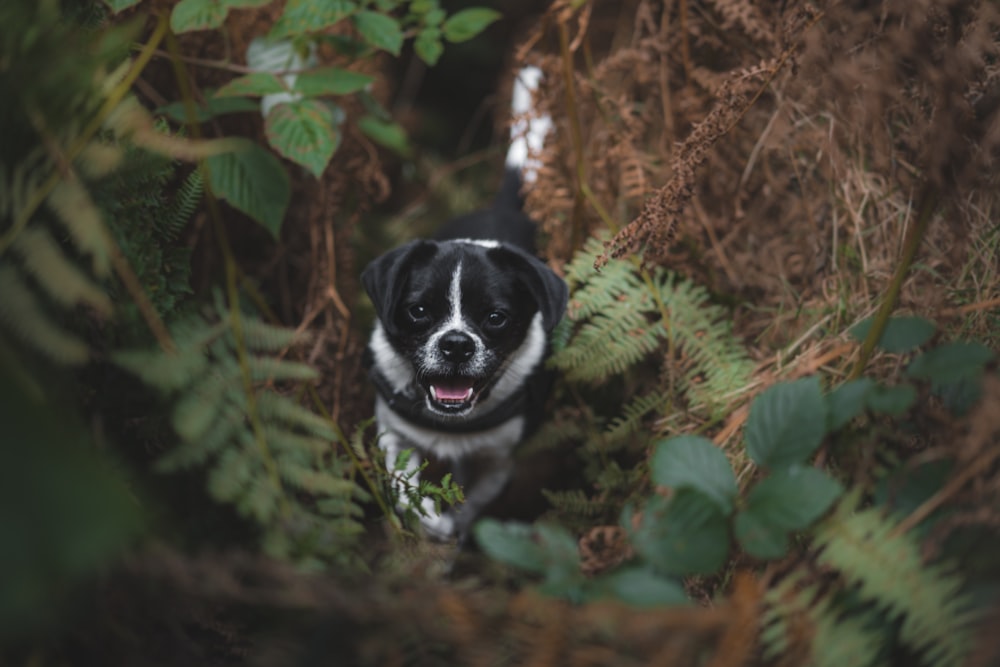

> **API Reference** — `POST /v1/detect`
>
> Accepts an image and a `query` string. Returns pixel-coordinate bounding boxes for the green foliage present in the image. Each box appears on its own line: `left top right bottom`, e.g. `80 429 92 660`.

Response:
110 0 502 233
204 140 290 238
114 301 369 566
553 235 755 415
744 377 826 469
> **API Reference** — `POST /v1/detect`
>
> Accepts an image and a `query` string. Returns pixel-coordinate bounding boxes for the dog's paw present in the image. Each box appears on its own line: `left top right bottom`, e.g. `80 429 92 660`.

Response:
419 509 456 541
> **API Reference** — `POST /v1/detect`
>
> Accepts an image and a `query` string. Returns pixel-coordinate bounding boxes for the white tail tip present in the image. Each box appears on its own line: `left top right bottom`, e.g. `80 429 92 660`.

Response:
506 66 551 185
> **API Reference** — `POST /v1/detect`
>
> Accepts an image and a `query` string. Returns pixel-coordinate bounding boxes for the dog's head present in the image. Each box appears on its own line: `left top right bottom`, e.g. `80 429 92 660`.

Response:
362 239 567 418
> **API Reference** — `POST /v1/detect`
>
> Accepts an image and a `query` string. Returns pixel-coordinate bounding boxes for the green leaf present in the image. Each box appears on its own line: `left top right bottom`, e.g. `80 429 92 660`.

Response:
442 7 501 42
826 378 874 431
204 139 290 238
748 466 843 531
864 383 917 416
171 0 270 32
265 100 340 178
358 115 412 156
733 509 787 560
214 72 287 98
906 341 995 384
352 10 404 55
104 0 143 11
294 67 374 96
745 377 827 469
589 567 688 607
171 0 227 33
735 466 842 559
270 0 355 38
414 28 444 66
651 435 737 515
157 96 260 122
631 490 730 576
474 520 579 581
850 315 937 353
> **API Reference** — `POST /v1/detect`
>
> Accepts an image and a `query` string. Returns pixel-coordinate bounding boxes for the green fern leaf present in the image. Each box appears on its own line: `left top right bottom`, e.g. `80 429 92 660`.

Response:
12 226 112 315
0 265 89 365
814 500 977 666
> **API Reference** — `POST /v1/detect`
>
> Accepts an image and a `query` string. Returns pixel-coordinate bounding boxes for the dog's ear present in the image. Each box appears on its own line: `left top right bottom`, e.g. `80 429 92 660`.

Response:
361 240 438 324
489 246 568 332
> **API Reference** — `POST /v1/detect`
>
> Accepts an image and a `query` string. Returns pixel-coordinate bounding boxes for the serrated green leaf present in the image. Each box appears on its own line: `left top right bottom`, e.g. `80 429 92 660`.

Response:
735 466 842 560
745 377 827 469
214 72 287 98
358 115 411 156
850 315 937 353
204 140 290 238
265 100 340 178
748 466 843 531
589 567 688 607
631 490 730 576
352 10 404 55
826 378 874 431
170 0 225 33
270 0 356 38
651 435 737 515
104 0 143 11
865 383 917 416
474 519 547 573
294 67 374 96
157 96 260 122
442 7 501 42
734 509 788 560
906 341 995 384
414 28 444 66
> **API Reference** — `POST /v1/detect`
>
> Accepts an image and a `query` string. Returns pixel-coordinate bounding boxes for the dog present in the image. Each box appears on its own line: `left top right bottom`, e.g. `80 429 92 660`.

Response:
361 67 567 541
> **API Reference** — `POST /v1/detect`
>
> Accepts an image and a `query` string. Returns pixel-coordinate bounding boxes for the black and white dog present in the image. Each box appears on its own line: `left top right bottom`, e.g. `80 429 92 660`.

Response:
361 67 566 540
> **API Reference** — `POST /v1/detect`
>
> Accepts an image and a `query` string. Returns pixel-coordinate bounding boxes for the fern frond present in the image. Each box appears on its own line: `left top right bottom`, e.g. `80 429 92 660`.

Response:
240 317 309 351
255 391 339 442
247 356 319 383
11 226 112 315
45 179 112 277
605 388 669 443
161 168 202 240
113 345 209 390
0 265 89 364
762 574 886 667
814 500 978 666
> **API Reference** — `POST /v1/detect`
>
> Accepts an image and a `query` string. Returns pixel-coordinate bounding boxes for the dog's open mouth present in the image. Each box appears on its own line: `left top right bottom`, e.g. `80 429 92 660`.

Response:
425 377 479 413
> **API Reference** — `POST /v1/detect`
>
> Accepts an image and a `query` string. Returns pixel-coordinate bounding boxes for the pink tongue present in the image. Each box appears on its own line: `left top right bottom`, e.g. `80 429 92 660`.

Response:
432 382 474 402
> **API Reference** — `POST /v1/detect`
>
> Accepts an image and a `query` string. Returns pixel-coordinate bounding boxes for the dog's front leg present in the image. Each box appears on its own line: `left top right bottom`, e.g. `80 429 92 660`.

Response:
452 454 514 542
379 432 456 539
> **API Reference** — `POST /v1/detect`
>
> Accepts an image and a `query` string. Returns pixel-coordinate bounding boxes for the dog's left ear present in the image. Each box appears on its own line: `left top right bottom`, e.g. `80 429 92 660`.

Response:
490 246 568 332
361 240 438 325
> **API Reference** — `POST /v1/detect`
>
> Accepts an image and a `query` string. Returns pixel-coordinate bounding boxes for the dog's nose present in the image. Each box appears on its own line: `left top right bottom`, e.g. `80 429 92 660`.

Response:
439 331 475 362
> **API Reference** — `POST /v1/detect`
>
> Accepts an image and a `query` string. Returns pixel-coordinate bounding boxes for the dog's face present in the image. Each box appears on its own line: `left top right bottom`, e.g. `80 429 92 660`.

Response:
363 239 567 418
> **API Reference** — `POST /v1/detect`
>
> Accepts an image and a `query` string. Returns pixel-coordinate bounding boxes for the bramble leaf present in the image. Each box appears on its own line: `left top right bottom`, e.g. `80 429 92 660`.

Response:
651 435 737 515
294 67 373 96
204 139 290 238
270 0 355 38
745 377 827 469
442 7 501 42
265 100 340 178
850 315 936 353
632 490 730 576
826 378 874 431
353 10 403 55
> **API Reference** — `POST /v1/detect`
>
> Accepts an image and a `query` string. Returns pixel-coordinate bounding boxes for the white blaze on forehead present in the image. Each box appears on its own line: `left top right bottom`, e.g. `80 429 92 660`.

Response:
447 260 464 329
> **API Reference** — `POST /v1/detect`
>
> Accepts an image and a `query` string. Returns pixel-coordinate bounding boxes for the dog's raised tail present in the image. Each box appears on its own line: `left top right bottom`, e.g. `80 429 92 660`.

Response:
498 65 551 210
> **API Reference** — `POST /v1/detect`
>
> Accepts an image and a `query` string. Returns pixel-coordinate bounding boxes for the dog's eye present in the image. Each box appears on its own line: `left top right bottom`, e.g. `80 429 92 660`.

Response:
484 310 509 330
406 304 431 324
